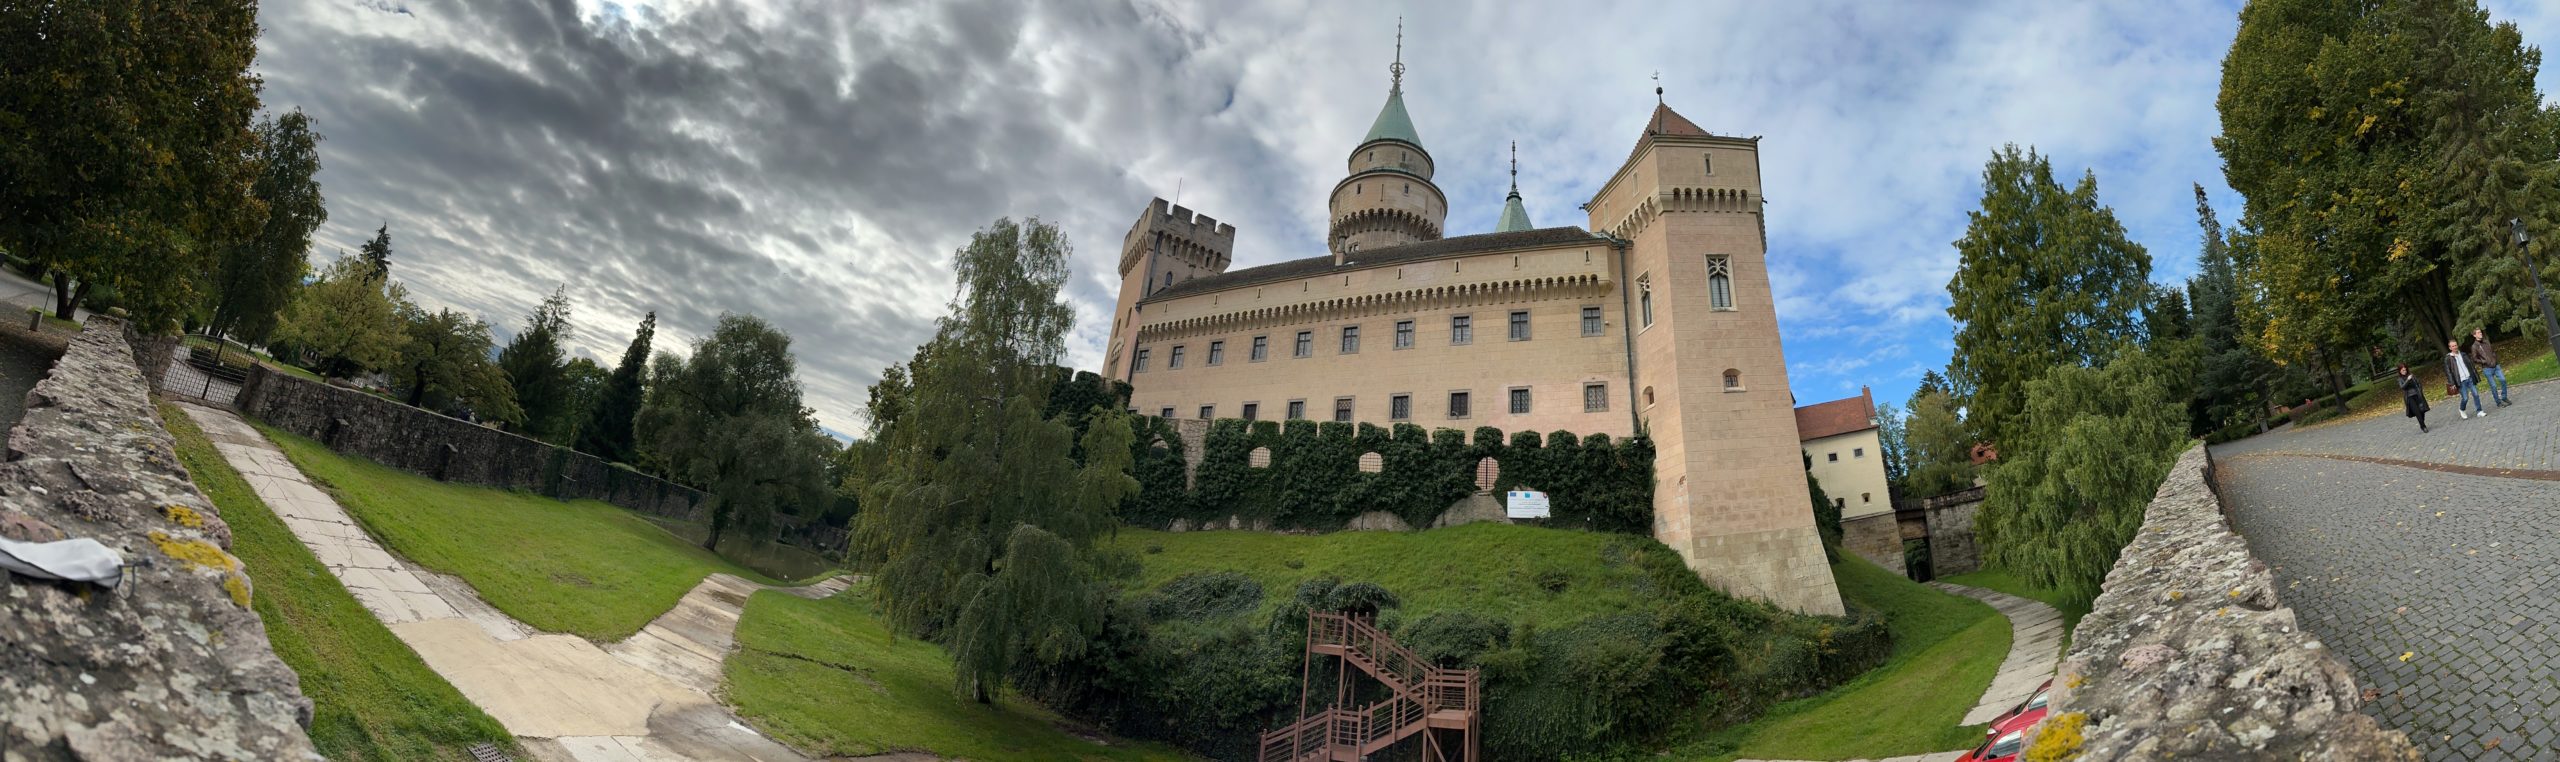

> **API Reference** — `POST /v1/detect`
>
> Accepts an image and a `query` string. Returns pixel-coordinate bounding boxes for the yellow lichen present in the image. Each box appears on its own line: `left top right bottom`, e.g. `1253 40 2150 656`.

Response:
222 573 252 608
2065 673 2087 690
148 530 238 573
2024 711 2089 762
162 504 207 529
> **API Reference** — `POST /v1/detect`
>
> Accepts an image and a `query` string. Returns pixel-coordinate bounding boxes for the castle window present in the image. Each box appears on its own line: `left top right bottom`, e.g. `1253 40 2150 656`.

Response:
1162 271 1173 290
1403 183 1410 194
1643 386 1656 407
1251 335 1269 362
1287 399 1307 420
1448 391 1471 419
1582 306 1604 336
1835 498 1847 509
1242 402 1259 421
1638 274 1654 327
1199 405 1214 420
1724 369 1743 391
1862 492 1872 504
1509 387 1532 415
1355 183 1361 195
1508 310 1531 341
1341 325 1361 354
1169 345 1185 369
1135 348 1150 373
1295 331 1313 358
1704 153 1714 175
1854 447 1866 459
1451 315 1473 345
1828 452 1839 463
1390 394 1411 420
1584 383 1608 412
1334 397 1354 422
1394 320 1415 349
1160 407 1174 418
1708 256 1734 310
1208 340 1224 365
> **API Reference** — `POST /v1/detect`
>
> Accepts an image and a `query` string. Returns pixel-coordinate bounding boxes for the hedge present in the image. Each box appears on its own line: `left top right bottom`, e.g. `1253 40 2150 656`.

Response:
1115 414 1654 534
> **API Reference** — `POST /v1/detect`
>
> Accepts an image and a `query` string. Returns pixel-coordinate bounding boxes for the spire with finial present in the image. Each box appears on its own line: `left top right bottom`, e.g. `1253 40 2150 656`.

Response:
1496 140 1533 233
1390 17 1405 93
1359 18 1422 148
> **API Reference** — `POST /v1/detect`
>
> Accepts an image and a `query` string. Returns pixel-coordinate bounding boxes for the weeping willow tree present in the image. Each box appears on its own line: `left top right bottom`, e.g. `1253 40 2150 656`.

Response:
853 217 1138 702
1972 347 2189 605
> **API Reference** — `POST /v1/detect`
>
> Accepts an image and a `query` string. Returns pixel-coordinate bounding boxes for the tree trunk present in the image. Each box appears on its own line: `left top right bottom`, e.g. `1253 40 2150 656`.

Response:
703 506 726 552
2325 356 2351 416
407 366 429 407
49 272 75 320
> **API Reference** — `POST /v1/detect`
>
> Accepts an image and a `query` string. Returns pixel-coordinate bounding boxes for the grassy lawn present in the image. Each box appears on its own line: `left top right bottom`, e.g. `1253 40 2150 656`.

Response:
21 307 81 334
725 586 1195 761
1940 567 2092 638
160 403 515 761
259 424 792 641
1675 554 2007 761
182 334 326 383
2301 341 2554 430
1111 522 1662 629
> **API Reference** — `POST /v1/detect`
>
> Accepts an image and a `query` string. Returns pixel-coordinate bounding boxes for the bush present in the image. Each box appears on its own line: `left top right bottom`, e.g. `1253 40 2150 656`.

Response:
1402 611 1510 667
1141 571 1263 622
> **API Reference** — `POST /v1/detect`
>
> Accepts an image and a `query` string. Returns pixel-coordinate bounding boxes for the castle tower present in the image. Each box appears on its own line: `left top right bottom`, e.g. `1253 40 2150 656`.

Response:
1326 22 1445 263
1103 198 1236 382
1587 94 1844 616
1495 141 1533 233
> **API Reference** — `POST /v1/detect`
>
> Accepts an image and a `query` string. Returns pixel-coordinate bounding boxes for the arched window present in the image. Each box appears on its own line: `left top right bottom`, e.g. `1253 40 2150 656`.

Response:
1162 271 1173 289
1707 256 1734 310
1248 447 1273 468
1642 386 1656 407
1357 452 1384 473
1723 369 1742 391
1473 457 1501 492
1637 274 1654 327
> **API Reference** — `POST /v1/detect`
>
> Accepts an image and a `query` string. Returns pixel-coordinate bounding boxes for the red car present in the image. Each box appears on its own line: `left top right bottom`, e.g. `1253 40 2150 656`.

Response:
1954 679 2054 762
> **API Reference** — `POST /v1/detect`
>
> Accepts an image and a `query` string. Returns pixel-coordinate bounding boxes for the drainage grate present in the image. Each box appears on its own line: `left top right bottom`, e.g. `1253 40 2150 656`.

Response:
468 743 513 762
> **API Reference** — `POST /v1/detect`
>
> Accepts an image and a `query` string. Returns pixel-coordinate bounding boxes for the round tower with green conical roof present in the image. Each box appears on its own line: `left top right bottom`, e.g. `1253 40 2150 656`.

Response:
1326 20 1446 264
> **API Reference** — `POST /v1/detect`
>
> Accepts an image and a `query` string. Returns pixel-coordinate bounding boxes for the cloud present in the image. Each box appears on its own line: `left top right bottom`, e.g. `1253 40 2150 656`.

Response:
267 0 2508 430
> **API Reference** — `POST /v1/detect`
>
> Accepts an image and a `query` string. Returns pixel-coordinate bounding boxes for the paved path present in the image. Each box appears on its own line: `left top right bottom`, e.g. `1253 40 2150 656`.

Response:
2212 381 2560 761
1733 584 2060 762
178 402 851 762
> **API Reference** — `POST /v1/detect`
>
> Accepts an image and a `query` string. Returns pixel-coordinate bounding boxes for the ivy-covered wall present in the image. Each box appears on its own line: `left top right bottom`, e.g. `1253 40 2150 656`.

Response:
1118 415 1655 534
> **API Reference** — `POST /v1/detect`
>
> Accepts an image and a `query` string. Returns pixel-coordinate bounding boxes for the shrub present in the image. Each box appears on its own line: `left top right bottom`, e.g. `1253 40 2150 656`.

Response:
1141 571 1263 622
1402 611 1510 667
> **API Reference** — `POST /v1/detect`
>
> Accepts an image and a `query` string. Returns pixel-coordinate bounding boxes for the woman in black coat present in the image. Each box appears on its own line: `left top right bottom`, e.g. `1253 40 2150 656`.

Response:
2398 364 2431 432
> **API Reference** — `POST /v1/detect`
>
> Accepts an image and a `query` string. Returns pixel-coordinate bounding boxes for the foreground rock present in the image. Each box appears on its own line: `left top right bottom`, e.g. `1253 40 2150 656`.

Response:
0 317 317 760
2037 444 2415 760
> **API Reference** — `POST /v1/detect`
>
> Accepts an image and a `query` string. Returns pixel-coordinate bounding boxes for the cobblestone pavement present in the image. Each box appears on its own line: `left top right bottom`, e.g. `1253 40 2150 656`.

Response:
2213 390 2560 761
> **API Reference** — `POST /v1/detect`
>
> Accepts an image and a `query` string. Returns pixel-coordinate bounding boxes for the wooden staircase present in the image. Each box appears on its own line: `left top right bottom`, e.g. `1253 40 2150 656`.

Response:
1259 611 1479 762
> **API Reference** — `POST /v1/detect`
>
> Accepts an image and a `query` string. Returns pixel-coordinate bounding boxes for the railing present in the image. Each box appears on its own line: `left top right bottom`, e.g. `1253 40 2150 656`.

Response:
1262 612 1480 762
1309 611 1479 713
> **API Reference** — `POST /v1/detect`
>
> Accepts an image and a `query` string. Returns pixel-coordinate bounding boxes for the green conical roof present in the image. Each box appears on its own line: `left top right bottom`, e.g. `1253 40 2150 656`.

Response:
1495 191 1533 233
1362 86 1423 148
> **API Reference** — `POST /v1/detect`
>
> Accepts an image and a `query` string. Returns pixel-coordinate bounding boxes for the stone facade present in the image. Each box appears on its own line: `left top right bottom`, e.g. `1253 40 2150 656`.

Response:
234 366 705 522
2 317 319 761
1838 511 1904 577
2033 445 2416 760
1922 486 1984 578
1099 58 1841 615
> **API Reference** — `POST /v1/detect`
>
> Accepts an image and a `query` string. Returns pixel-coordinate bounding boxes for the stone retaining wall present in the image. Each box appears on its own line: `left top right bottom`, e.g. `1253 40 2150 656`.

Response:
1839 511 1905 576
234 365 705 522
2037 444 2415 760
1 316 319 760
1922 486 1983 577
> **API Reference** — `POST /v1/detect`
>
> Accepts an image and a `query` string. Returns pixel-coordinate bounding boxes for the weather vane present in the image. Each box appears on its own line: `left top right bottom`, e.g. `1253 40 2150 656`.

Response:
1653 71 1663 103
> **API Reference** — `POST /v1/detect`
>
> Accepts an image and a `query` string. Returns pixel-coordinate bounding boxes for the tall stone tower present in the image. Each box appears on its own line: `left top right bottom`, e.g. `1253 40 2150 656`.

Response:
1326 24 1445 263
1103 198 1236 382
1588 97 1844 616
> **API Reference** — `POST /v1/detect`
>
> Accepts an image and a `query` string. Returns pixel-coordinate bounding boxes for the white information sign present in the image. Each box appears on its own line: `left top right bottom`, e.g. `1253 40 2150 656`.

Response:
1505 490 1551 519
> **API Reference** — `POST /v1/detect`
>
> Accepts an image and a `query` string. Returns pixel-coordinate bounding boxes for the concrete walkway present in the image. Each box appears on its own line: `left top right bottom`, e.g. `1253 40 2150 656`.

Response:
177 402 852 762
1732 583 2064 762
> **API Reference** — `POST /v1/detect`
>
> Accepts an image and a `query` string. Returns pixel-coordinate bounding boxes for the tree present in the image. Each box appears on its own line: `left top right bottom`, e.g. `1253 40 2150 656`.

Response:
636 313 834 552
575 311 656 464
359 224 393 283
271 256 407 378
0 0 265 327
1871 400 1908 492
556 357 609 443
2187 185 2277 434
395 305 520 425
1900 386 1975 499
1973 347 2188 605
205 110 326 348
1945 146 2152 449
497 287 575 440
854 217 1130 703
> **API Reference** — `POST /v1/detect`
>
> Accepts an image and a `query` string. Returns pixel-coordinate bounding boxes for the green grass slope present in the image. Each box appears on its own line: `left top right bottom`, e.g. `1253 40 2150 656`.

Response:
1940 567 2091 637
1112 522 1657 629
259 425 786 641
1677 554 2008 761
162 404 514 761
725 587 1195 761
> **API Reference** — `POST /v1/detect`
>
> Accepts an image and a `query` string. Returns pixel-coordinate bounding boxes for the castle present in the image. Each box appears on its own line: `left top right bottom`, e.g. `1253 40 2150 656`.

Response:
1099 41 1841 616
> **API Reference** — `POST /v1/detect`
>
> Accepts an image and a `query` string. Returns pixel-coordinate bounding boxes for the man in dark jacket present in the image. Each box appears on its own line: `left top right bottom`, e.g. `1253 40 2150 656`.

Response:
2471 328 2509 407
2399 364 2431 432
2449 339 2488 419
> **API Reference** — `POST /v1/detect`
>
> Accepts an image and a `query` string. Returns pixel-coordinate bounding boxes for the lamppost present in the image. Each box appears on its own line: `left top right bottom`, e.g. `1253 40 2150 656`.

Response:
2511 218 2560 362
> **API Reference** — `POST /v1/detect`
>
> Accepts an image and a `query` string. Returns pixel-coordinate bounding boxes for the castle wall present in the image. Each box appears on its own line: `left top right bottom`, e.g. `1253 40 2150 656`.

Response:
1805 428 1892 519
1125 240 1634 438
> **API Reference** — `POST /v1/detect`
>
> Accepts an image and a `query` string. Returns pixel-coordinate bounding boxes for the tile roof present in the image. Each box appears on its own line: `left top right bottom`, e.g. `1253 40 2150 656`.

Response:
1645 103 1710 139
1139 226 1608 303
1794 387 1877 442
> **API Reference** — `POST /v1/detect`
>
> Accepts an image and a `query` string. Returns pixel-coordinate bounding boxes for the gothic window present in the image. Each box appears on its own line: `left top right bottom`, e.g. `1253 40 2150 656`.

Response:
1295 331 1313 358
1208 340 1224 365
1340 325 1360 354
1251 335 1269 362
1583 383 1608 412
1394 320 1414 349
1451 315 1472 345
1638 274 1654 327
1582 306 1604 336
1508 310 1531 341
1708 256 1734 310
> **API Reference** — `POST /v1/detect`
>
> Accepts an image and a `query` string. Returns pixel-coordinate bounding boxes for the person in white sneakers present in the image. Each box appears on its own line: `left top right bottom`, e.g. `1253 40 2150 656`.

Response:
2447 339 2487 420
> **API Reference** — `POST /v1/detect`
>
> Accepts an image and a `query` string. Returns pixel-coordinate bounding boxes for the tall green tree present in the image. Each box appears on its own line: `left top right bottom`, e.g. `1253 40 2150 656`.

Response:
2187 185 2278 433
496 287 574 440
575 311 656 464
0 0 265 327
1974 347 2189 605
1899 386 1975 499
557 357 609 441
271 256 406 378
1871 400 1907 491
359 224 393 283
205 109 326 348
635 313 833 552
1945 146 2152 448
854 217 1134 703
395 305 520 425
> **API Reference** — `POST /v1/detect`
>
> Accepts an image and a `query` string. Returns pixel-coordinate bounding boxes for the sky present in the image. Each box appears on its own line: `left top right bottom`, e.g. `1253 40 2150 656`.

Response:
250 0 2560 435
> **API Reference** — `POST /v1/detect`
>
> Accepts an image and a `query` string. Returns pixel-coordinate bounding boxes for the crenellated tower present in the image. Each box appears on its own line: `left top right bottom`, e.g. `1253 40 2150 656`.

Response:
1325 21 1446 263
1104 198 1237 381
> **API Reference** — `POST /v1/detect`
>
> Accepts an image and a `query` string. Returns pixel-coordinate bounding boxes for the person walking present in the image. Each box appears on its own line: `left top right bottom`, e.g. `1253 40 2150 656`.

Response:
2448 339 2488 419
2470 328 2509 406
2400 364 2432 432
